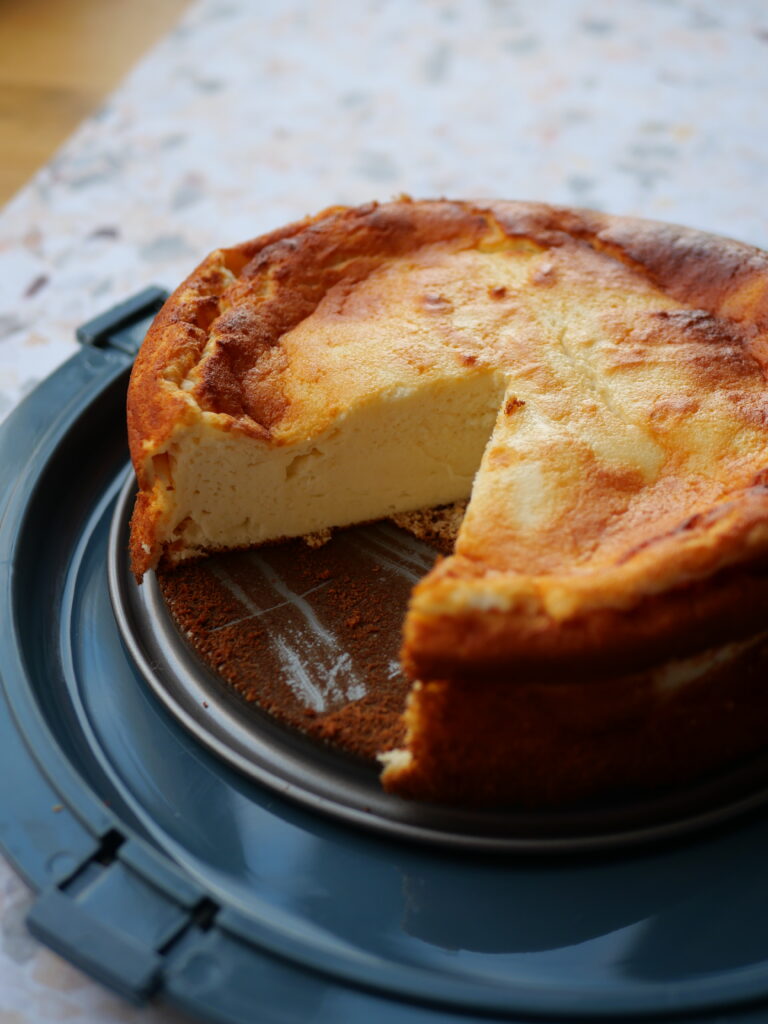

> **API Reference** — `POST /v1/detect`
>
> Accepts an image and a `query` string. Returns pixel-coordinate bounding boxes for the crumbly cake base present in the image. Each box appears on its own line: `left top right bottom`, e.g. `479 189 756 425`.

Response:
156 523 423 762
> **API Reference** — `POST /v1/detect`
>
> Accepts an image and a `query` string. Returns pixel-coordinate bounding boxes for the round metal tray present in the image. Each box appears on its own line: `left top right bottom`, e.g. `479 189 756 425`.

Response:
110 472 768 855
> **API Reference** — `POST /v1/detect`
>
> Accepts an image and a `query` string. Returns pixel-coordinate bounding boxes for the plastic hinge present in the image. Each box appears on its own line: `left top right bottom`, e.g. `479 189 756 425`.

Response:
27 829 218 1004
75 286 168 355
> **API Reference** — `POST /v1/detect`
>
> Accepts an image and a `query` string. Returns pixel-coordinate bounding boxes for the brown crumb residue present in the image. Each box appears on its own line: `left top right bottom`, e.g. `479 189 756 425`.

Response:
157 515 452 762
504 396 526 415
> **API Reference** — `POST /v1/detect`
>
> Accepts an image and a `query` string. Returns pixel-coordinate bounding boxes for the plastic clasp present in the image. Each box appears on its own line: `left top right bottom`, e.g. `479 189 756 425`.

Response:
75 287 168 356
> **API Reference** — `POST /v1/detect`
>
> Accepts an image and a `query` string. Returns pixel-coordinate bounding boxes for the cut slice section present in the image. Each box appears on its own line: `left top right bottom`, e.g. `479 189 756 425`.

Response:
142 366 505 562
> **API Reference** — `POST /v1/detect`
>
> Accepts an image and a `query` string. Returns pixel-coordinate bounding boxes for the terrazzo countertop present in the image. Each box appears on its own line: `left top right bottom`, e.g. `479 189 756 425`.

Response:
2 0 768 1020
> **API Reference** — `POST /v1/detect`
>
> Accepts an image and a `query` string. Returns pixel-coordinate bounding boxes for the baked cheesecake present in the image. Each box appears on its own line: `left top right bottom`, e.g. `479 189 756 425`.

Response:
128 199 768 805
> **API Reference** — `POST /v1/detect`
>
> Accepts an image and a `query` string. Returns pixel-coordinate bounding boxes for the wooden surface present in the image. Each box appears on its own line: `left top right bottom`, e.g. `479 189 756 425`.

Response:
0 0 190 205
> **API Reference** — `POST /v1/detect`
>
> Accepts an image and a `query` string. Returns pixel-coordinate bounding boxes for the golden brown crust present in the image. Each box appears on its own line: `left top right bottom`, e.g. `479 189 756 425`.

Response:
129 199 768 462
127 217 317 575
384 635 768 807
189 201 493 425
484 201 768 329
128 197 768 661
404 559 768 683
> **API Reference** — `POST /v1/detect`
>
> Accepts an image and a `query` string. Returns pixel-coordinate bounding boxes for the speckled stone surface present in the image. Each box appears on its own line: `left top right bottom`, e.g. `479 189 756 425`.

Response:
1 0 768 1019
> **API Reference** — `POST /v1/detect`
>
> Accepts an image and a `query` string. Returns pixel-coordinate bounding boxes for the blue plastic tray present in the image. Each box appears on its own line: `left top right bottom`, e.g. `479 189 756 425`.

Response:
4 291 768 1023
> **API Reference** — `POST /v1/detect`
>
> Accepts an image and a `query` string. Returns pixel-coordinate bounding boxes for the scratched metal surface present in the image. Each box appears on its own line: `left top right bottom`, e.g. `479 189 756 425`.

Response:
198 519 437 716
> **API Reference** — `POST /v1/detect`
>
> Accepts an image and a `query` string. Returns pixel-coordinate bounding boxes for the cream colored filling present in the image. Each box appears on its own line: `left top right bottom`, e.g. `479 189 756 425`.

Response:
159 368 506 558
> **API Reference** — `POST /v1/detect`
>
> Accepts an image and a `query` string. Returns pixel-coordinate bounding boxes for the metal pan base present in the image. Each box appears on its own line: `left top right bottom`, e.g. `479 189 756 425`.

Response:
109 474 768 854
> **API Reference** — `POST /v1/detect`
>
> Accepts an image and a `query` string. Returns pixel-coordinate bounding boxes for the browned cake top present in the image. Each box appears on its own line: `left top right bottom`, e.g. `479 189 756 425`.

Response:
128 198 768 464
128 199 768 676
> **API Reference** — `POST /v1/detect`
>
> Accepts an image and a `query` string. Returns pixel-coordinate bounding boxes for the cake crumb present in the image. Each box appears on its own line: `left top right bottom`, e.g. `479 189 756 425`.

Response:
303 527 333 548
391 501 467 554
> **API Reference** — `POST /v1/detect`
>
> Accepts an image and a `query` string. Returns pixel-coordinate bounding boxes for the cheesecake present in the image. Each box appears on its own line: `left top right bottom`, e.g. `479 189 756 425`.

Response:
128 199 768 805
